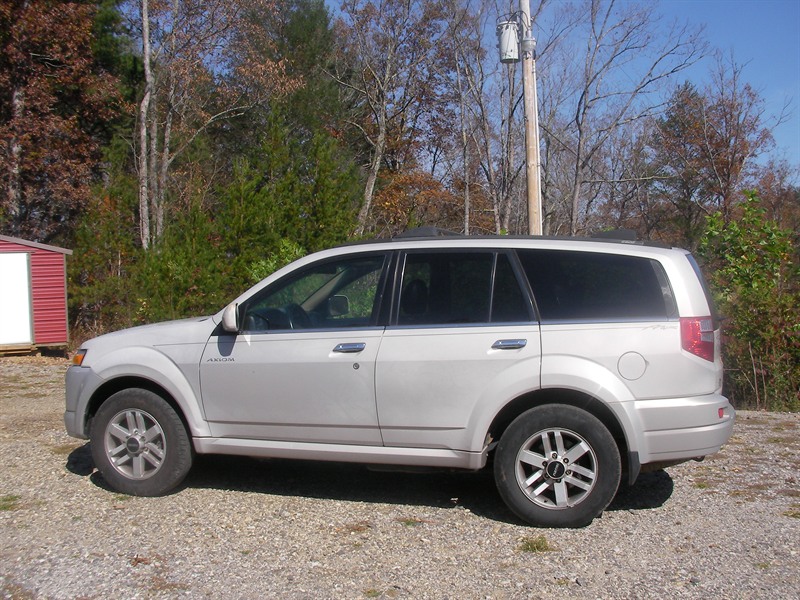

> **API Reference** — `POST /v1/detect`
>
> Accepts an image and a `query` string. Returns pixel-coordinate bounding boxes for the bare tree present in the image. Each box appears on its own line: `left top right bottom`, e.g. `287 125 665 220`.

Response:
332 0 451 236
538 0 704 235
442 0 500 233
129 0 296 249
697 52 781 220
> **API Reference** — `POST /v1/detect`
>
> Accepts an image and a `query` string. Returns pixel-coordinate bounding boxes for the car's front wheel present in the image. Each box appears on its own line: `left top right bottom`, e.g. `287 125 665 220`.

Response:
90 388 193 496
494 404 621 528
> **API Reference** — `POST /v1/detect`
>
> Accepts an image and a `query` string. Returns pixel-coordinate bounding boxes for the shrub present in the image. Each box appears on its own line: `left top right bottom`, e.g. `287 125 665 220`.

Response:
699 193 799 411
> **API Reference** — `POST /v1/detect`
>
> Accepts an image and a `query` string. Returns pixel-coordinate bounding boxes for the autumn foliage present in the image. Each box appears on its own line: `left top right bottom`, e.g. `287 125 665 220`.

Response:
0 0 120 242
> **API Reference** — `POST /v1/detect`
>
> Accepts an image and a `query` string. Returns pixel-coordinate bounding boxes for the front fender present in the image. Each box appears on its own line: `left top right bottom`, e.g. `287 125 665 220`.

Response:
82 345 211 438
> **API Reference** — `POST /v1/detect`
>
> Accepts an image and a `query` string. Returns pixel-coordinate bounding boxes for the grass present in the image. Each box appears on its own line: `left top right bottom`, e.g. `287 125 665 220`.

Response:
783 505 800 519
766 436 794 446
51 443 79 456
363 589 398 599
745 483 771 492
1 375 23 386
338 521 372 534
771 422 798 432
395 517 427 527
740 416 768 425
729 489 757 502
0 494 21 511
518 534 556 553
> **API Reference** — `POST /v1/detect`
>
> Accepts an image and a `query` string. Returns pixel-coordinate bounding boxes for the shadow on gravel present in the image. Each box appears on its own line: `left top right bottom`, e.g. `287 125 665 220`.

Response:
187 455 517 523
607 469 674 512
66 443 94 476
66 445 675 525
66 443 136 493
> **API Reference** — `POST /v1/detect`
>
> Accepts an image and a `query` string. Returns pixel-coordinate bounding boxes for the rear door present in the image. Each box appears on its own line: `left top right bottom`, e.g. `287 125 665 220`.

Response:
375 250 541 452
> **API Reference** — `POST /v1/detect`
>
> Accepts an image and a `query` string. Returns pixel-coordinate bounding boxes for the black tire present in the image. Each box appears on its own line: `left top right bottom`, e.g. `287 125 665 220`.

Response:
494 404 621 528
90 388 193 496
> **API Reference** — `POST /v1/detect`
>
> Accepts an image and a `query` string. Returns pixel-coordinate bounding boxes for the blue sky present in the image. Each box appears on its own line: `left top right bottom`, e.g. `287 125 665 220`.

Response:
327 1 799 169
656 0 800 167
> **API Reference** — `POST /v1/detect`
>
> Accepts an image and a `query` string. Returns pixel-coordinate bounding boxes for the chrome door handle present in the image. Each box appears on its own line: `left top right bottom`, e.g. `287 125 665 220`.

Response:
492 339 527 350
333 342 366 353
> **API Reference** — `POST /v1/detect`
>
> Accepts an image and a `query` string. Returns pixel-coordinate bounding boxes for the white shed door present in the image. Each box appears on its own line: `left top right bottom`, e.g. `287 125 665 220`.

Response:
0 253 33 345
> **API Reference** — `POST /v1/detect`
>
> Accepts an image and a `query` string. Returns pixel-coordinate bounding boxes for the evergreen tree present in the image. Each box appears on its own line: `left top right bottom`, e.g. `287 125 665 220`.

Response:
217 115 358 288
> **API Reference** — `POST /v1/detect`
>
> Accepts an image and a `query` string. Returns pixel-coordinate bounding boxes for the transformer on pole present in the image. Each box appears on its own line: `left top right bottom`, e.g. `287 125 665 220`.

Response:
496 21 519 63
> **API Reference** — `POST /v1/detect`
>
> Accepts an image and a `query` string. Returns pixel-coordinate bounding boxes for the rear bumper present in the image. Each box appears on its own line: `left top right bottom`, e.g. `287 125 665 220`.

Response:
634 393 734 464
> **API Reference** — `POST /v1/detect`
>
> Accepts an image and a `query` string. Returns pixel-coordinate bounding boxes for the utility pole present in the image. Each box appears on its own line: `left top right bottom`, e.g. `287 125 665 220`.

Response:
519 0 542 235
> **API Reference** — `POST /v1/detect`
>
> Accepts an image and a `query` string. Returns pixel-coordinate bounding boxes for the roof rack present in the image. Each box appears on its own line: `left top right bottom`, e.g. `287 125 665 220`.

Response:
337 227 670 250
395 226 641 242
394 227 461 238
590 228 638 241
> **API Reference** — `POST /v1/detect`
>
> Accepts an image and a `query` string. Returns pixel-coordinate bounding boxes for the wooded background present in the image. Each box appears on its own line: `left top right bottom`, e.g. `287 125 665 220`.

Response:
1 0 797 409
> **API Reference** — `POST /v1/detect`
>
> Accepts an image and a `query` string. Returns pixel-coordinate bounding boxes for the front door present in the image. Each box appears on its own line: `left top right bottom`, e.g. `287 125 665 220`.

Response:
200 252 389 445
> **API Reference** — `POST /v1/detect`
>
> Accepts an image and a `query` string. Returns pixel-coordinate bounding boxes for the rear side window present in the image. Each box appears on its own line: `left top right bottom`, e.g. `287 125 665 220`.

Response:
517 249 676 322
397 252 531 325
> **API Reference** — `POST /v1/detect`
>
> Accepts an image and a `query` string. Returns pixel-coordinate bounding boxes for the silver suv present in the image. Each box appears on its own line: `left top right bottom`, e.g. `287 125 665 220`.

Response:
65 232 734 527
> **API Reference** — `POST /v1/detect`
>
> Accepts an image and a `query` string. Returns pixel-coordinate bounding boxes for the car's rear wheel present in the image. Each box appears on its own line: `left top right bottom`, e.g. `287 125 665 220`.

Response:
494 404 621 528
90 388 193 496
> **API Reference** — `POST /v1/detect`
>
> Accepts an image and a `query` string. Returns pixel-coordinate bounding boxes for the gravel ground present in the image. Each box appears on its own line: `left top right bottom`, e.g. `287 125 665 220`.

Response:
1 356 798 599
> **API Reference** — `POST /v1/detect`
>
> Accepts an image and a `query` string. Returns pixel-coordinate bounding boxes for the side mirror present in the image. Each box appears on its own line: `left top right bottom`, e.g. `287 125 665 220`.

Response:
328 295 350 317
221 303 239 333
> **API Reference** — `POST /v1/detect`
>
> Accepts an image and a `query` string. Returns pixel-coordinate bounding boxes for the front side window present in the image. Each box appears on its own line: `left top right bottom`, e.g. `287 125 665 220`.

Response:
396 251 531 326
241 253 387 331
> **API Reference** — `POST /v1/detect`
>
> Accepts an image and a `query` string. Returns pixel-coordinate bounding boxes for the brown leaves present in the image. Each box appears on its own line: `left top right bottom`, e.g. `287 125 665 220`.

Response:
0 0 122 242
372 170 461 237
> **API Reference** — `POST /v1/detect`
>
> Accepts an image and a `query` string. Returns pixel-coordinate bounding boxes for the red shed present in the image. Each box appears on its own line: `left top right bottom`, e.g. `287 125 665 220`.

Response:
0 235 72 354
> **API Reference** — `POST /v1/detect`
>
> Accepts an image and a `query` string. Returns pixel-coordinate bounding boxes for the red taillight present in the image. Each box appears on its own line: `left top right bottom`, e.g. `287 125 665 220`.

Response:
681 317 715 362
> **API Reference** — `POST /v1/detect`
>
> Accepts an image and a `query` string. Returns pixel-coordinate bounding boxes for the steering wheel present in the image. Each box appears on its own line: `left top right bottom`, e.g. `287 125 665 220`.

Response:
285 303 311 329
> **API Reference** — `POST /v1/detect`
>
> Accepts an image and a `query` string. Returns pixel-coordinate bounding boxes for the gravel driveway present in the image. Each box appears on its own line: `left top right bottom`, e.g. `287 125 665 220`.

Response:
1 356 798 599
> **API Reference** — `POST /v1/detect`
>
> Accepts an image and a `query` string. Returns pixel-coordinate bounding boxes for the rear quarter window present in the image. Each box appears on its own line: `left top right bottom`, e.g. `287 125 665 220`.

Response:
517 249 676 322
686 253 720 328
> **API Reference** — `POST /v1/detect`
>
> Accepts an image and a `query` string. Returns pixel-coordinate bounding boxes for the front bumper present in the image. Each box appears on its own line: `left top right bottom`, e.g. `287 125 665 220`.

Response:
64 365 99 439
